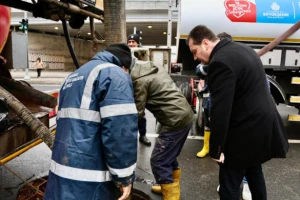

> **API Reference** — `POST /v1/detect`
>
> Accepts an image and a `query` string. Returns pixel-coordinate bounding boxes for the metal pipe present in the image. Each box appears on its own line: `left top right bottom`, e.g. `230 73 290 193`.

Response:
0 0 36 13
0 130 56 165
0 77 57 108
89 17 105 44
257 21 300 57
0 86 55 149
0 139 42 165
39 0 104 21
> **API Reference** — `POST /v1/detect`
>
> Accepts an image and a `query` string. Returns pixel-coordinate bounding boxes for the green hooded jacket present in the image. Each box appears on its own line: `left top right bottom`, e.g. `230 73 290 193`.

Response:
130 61 194 132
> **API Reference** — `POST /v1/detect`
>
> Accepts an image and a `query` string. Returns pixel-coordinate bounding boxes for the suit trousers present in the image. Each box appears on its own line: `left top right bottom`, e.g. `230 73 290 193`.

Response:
219 164 267 200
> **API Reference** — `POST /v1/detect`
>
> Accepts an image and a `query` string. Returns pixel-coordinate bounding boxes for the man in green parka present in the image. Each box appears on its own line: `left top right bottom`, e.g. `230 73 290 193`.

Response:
130 60 194 200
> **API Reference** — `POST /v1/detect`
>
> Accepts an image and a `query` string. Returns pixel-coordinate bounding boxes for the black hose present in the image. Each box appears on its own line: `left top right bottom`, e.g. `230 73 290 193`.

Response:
61 18 80 69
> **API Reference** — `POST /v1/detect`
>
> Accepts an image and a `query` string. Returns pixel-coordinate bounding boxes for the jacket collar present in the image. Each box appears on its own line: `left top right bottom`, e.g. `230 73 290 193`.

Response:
209 38 232 62
92 50 122 67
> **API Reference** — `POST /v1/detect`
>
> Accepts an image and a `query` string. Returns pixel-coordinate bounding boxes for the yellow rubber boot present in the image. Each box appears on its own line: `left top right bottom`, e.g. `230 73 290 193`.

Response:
161 182 180 200
172 168 181 182
151 169 181 194
151 185 162 194
196 131 210 158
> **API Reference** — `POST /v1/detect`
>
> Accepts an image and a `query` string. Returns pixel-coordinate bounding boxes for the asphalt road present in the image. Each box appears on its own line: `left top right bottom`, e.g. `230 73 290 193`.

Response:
32 84 61 93
0 92 300 200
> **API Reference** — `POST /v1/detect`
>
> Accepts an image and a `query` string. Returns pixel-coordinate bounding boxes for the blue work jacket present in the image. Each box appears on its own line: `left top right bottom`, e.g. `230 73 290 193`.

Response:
44 51 138 200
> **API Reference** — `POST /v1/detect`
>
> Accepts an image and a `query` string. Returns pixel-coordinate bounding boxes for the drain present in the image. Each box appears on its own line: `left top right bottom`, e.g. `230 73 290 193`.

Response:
17 176 47 200
17 176 152 200
132 188 151 200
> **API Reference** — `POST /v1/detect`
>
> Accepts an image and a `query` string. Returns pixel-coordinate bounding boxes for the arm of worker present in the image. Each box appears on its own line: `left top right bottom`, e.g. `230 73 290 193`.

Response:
0 55 7 64
208 61 236 162
98 70 138 189
132 79 149 119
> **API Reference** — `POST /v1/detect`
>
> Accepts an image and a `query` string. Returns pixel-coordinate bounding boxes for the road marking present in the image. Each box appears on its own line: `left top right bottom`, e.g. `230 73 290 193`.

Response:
288 115 300 122
291 77 300 84
288 140 300 144
146 133 300 144
290 96 300 103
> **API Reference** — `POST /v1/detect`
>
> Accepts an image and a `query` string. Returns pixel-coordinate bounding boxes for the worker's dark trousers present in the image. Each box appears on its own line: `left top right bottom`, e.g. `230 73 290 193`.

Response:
151 123 192 184
138 116 147 136
219 164 267 200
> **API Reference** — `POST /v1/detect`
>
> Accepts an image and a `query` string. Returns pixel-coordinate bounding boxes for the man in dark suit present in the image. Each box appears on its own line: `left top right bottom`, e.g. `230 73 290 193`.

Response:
187 25 289 200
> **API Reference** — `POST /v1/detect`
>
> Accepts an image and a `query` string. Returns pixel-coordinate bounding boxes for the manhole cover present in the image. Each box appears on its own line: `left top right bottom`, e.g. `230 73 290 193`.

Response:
16 176 152 200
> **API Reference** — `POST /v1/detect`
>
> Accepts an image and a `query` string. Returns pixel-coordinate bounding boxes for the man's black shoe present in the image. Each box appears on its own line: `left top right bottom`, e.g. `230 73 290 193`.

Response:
139 135 151 146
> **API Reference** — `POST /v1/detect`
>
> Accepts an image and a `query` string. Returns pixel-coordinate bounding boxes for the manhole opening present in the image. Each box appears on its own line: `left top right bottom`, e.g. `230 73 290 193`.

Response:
132 188 151 200
17 176 152 200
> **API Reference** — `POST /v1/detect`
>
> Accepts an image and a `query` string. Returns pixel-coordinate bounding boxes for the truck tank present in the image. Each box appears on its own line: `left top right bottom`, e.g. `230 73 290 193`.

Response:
179 0 300 41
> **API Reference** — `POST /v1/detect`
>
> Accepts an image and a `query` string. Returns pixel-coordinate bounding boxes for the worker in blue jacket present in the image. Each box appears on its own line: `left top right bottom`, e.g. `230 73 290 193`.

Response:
44 43 138 200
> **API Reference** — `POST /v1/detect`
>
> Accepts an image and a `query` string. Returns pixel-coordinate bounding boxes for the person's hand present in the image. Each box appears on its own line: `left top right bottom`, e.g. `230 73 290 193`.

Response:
199 79 205 88
118 184 132 200
212 152 225 163
0 55 6 64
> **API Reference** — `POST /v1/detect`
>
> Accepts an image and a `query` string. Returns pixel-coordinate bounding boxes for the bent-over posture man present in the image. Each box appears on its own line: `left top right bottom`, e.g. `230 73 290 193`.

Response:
130 60 194 200
44 43 138 200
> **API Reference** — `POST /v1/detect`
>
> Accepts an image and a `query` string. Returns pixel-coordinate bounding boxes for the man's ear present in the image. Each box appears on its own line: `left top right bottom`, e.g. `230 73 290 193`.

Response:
121 66 129 73
202 39 210 51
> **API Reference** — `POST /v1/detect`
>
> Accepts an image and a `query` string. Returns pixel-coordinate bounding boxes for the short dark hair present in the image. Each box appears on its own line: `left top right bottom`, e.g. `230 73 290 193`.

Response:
217 32 232 40
187 25 218 45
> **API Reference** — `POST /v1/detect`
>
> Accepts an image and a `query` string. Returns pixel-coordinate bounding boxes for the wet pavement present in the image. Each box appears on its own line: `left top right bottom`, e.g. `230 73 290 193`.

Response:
0 104 300 200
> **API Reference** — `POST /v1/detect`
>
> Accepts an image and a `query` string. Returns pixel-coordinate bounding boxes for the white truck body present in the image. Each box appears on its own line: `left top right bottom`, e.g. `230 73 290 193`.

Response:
180 0 300 42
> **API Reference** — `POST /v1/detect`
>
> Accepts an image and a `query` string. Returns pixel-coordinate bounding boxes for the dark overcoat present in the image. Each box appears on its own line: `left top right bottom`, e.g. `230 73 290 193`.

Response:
208 38 289 169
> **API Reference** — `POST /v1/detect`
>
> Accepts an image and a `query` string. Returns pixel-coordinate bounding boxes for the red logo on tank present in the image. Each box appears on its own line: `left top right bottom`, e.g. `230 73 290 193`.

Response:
225 0 256 22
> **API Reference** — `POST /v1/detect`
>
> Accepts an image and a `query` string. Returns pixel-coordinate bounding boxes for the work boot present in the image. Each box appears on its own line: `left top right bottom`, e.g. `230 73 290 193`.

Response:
139 135 151 146
161 182 180 200
196 130 210 158
152 168 181 194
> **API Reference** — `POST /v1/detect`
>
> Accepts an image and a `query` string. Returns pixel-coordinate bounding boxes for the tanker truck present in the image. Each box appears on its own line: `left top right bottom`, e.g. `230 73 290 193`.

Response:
176 0 300 125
